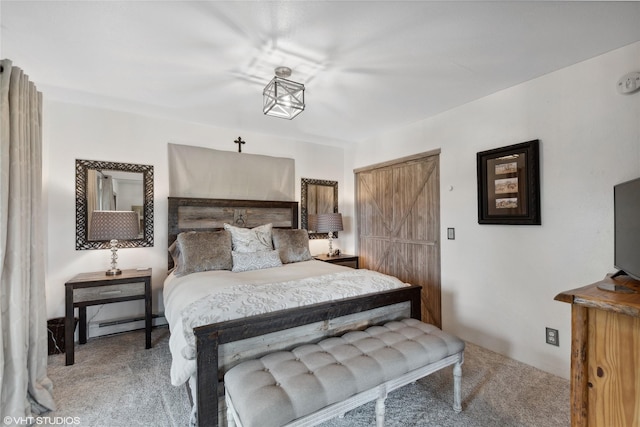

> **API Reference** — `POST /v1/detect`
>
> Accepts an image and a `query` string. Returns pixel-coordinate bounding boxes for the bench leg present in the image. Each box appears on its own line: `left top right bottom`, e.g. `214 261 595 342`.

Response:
375 397 385 427
453 353 464 413
375 393 387 427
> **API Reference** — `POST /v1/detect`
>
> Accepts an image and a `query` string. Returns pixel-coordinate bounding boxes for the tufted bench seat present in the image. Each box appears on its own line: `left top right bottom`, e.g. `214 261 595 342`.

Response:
224 318 465 427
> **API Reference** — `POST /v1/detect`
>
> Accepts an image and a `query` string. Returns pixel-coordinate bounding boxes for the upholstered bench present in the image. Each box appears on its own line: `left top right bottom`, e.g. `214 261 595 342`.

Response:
224 318 465 427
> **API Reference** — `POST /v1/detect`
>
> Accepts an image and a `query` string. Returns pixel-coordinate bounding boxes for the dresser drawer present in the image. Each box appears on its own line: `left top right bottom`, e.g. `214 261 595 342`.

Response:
73 282 145 303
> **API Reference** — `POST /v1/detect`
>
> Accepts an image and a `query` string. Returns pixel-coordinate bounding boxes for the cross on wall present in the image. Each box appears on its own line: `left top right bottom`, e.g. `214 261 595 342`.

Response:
234 137 245 153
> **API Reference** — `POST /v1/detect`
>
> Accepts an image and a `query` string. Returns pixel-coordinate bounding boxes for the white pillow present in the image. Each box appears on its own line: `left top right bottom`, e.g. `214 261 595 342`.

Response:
231 250 283 272
224 223 273 253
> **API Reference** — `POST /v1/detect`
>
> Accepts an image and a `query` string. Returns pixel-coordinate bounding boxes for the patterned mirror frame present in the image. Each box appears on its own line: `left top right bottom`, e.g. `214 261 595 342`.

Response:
300 178 338 240
75 159 154 250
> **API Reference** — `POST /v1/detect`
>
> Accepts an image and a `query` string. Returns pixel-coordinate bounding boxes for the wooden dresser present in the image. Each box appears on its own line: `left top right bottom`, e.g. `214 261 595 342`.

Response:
555 274 640 427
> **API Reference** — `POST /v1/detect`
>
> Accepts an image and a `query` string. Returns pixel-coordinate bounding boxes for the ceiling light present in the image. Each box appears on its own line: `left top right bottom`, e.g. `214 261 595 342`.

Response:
263 66 305 120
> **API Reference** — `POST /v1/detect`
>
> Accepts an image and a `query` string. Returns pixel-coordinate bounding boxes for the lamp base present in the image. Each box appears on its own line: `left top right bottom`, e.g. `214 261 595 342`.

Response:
327 232 338 257
106 239 122 276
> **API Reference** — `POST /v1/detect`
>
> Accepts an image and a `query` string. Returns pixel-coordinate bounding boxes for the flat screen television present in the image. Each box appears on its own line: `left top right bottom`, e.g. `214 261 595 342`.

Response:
614 176 640 281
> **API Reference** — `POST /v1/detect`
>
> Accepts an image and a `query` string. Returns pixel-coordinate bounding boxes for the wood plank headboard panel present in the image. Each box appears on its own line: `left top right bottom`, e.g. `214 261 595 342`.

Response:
167 197 299 270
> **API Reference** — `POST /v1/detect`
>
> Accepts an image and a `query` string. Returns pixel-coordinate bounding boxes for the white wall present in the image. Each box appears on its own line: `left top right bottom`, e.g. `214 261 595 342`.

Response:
42 42 640 377
43 102 345 328
347 42 640 379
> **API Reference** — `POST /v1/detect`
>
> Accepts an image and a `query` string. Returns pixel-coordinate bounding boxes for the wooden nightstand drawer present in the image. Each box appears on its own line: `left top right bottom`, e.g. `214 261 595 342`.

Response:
330 259 358 269
73 282 145 303
314 254 359 269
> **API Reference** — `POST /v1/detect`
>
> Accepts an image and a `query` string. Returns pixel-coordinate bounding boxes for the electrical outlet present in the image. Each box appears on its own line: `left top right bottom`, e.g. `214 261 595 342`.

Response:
546 327 559 346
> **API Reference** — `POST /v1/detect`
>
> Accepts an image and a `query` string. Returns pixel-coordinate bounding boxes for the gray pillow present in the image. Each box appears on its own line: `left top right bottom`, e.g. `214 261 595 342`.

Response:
168 240 181 272
231 250 282 272
272 229 313 264
173 230 232 277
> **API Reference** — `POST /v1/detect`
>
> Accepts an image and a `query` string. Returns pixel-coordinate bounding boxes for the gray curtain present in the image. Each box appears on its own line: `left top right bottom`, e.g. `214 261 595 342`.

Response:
87 169 98 235
0 59 56 421
99 174 115 210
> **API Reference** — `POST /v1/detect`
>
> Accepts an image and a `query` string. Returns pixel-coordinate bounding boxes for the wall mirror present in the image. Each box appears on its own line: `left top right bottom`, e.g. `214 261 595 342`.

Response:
301 178 338 239
76 159 154 250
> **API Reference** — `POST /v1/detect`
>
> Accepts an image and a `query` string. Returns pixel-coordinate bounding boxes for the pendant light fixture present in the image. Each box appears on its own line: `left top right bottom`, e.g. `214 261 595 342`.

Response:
263 66 305 119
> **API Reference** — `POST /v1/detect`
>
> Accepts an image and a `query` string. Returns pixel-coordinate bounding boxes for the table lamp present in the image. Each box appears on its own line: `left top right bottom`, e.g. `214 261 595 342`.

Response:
89 210 140 275
309 213 343 257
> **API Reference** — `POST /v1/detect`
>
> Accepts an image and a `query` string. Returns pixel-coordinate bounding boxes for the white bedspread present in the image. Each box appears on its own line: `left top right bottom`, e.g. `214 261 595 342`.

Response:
163 260 408 386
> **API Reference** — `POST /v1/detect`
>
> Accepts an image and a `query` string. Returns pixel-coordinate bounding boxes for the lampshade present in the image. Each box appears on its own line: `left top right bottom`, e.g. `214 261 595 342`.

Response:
310 213 344 233
89 210 140 241
263 67 305 120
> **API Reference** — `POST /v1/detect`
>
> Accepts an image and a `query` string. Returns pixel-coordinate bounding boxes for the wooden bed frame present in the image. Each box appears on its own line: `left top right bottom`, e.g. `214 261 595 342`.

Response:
167 197 422 427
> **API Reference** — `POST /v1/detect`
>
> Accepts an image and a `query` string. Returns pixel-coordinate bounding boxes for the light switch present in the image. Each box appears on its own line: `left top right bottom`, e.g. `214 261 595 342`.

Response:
447 228 455 240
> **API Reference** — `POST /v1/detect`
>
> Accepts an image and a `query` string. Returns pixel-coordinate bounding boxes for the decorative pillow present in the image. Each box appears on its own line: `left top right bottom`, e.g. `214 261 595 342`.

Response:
168 240 182 272
224 223 273 253
272 228 313 264
231 250 283 273
173 230 232 277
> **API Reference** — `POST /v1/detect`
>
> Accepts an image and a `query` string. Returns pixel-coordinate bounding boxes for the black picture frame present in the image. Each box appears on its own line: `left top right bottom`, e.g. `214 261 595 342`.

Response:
477 139 541 225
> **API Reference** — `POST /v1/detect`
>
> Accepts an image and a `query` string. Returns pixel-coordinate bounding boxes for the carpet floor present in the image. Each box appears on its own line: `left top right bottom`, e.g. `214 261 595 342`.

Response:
45 327 569 426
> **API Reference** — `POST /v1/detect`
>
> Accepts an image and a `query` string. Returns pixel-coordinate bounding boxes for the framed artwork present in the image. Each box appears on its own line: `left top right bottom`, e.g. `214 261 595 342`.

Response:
477 139 541 225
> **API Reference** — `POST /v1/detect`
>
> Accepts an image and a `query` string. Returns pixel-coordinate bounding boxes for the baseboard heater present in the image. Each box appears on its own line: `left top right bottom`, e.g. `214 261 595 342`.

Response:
97 313 164 328
89 313 167 339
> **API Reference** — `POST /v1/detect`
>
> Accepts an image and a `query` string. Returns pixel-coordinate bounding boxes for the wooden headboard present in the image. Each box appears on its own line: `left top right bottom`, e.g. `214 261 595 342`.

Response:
167 197 299 270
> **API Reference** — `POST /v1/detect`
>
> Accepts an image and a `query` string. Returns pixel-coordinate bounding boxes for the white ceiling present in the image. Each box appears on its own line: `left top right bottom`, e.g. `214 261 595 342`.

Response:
2 1 640 145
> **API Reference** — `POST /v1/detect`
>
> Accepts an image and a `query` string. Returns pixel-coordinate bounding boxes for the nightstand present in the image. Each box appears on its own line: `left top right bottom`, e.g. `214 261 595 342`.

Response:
65 268 152 366
314 254 359 269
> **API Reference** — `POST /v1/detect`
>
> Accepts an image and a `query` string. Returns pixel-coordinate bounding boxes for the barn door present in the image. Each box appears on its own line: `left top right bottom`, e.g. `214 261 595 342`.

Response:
355 151 441 327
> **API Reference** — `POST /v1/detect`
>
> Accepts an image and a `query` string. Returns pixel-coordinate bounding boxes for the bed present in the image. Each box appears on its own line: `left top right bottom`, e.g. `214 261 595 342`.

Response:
164 197 423 427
